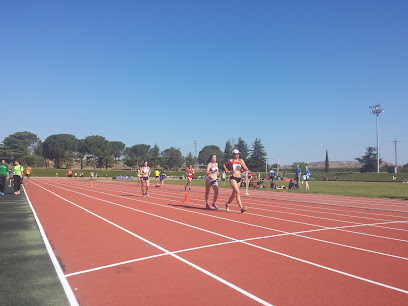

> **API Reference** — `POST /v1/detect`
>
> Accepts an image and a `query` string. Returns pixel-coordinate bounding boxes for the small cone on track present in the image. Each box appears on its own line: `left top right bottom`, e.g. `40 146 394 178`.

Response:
183 193 189 203
90 181 93 188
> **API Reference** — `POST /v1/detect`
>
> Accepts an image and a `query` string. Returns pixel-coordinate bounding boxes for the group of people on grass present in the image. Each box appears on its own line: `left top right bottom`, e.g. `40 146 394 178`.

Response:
0 160 32 196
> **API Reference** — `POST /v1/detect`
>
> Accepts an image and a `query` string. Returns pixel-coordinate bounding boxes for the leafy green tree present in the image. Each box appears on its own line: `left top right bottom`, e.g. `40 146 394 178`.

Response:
76 139 88 169
110 141 126 169
236 137 250 160
123 147 139 169
42 134 78 168
197 145 223 165
223 140 233 164
0 131 41 162
355 147 382 173
162 147 183 170
84 135 112 169
123 144 151 169
325 150 329 173
149 144 163 167
248 138 266 171
184 152 196 167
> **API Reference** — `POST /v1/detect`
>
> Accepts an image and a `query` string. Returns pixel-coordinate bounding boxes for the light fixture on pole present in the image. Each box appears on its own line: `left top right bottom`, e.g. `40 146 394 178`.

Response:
369 104 384 173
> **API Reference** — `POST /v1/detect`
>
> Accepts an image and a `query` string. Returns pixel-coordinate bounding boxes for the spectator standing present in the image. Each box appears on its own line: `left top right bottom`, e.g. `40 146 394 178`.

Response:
295 165 301 188
25 165 32 185
8 169 13 187
159 170 166 188
12 160 24 195
304 166 311 190
0 160 9 195
269 168 275 188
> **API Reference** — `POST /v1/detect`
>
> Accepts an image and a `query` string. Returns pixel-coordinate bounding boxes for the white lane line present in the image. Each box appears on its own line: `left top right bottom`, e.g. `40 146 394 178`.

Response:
67 226 408 278
149 185 408 222
75 179 408 233
39 180 408 259
146 187 408 230
32 182 272 305
32 181 408 295
37 179 408 245
23 186 79 306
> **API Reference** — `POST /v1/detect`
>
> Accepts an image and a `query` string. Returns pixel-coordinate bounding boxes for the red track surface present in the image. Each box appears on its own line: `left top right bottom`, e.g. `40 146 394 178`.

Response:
25 178 408 305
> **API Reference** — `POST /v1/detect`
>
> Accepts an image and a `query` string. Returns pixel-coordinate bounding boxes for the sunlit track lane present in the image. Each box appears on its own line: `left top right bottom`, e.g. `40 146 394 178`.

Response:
25 181 163 274
306 229 408 259
75 181 408 239
67 256 261 306
41 180 319 237
249 233 408 290
30 181 232 254
180 242 408 306
48 179 408 245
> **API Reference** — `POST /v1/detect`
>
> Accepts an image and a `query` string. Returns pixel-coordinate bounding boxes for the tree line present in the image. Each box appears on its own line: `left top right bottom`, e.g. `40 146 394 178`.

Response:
0 132 269 171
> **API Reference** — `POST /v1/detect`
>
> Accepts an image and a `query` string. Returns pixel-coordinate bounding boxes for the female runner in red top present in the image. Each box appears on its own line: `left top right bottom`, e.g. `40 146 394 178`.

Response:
205 154 219 210
185 165 194 191
223 149 249 213
140 161 151 197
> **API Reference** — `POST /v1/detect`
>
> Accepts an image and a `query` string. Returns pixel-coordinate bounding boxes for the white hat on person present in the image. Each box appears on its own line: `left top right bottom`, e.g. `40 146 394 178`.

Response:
232 149 240 154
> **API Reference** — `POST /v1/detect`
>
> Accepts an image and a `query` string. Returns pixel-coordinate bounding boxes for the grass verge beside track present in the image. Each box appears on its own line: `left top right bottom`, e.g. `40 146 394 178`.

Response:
0 185 70 306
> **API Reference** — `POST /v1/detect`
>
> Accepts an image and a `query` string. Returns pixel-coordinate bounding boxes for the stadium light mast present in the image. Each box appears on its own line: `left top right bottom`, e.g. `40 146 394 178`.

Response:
369 104 384 173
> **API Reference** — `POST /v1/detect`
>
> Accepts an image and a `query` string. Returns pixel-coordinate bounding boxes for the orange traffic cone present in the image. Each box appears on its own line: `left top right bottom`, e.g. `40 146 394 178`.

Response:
90 181 93 188
183 193 189 203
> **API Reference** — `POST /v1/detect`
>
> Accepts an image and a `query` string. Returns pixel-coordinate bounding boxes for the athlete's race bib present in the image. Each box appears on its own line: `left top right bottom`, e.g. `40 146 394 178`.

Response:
233 164 241 171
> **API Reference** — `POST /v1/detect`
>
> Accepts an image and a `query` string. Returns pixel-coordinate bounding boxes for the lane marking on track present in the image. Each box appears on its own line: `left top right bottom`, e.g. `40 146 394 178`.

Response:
23 186 79 306
146 184 408 221
32 181 408 295
36 180 408 246
66 226 408 278
72 179 408 234
32 182 272 305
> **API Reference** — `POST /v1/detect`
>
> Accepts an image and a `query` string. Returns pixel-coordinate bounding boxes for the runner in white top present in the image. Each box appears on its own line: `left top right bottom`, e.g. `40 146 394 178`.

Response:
140 161 151 197
205 154 219 210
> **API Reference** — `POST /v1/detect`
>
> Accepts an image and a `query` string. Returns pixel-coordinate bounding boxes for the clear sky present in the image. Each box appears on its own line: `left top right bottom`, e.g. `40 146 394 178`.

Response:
1 0 407 165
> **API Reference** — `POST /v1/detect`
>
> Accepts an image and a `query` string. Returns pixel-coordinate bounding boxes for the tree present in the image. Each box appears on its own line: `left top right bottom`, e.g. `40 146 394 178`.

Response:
110 141 126 169
123 144 151 169
197 145 223 165
236 138 250 160
76 139 88 170
247 138 267 171
42 134 78 168
223 140 233 164
355 147 382 173
325 150 329 174
162 147 183 170
0 131 41 162
149 144 163 168
84 136 112 169
184 152 196 167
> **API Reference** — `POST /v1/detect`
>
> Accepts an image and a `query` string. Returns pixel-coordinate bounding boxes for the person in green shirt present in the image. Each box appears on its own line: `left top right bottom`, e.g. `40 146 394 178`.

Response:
0 160 9 196
12 160 24 195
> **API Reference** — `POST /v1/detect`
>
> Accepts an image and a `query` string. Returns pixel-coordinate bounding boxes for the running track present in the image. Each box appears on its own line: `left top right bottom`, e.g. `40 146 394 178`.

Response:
24 178 408 305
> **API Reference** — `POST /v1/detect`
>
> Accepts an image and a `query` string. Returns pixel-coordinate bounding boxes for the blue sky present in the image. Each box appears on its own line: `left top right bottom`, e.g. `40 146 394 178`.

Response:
1 0 407 165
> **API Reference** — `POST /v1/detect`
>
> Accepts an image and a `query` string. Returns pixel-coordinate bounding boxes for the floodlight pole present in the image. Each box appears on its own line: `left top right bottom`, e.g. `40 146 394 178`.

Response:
369 104 384 173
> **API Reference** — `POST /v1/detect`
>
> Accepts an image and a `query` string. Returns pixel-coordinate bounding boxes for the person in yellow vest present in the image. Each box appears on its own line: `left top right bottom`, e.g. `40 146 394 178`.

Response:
25 165 32 185
12 160 24 195
154 169 160 185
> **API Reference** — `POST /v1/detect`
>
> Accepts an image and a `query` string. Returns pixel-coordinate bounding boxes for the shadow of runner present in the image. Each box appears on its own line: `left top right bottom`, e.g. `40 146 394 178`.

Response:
167 203 216 211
